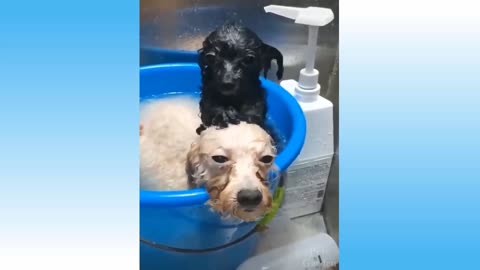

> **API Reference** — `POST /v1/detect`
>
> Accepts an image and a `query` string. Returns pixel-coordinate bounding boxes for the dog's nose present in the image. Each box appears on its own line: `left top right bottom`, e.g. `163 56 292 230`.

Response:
237 189 263 208
223 72 234 82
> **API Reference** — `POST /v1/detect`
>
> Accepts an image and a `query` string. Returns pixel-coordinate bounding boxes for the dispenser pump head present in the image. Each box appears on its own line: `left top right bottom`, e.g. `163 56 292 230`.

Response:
264 5 334 99
264 5 334 27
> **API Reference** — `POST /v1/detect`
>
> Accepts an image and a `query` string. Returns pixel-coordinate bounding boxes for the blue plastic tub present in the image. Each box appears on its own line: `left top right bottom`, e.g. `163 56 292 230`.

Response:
141 228 259 270
140 63 306 269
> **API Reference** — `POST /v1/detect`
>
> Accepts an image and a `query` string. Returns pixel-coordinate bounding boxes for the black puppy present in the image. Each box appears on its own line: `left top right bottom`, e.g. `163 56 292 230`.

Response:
196 23 284 134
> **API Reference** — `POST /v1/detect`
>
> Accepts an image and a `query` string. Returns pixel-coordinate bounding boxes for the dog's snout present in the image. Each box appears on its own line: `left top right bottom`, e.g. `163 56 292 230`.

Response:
220 69 236 92
220 61 241 87
223 82 235 90
223 72 234 83
237 189 263 208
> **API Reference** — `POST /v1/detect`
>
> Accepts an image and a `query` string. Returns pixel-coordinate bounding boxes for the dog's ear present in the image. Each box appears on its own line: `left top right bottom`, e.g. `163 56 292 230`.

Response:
197 47 207 72
260 43 284 80
197 48 204 57
198 39 215 76
186 140 206 187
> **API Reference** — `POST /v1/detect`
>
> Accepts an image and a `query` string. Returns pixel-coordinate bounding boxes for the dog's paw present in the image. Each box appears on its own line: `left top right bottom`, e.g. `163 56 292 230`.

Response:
212 116 229 129
211 109 239 128
196 124 206 135
229 118 241 125
245 115 264 126
225 108 240 125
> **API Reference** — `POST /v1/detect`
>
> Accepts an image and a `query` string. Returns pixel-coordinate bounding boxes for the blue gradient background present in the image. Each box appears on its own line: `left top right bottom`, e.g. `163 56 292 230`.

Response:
1 0 479 269
341 0 480 269
0 1 139 269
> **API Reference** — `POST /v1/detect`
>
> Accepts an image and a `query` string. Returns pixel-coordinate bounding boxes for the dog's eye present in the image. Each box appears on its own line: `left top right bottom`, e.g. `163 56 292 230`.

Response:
205 53 216 65
212 155 229 163
243 55 256 65
259 155 274 164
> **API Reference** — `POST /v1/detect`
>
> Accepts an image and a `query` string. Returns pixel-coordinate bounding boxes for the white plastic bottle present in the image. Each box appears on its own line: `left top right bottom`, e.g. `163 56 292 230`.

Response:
265 5 335 218
237 231 339 270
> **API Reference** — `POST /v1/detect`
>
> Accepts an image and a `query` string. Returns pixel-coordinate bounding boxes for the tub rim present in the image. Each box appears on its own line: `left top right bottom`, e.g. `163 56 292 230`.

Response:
140 63 306 207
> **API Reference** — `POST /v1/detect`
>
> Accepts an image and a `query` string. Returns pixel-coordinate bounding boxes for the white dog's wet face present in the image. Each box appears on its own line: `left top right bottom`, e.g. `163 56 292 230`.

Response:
187 122 276 222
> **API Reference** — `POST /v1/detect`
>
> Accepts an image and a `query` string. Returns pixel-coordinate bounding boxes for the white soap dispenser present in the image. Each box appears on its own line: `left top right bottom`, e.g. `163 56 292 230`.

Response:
265 5 335 218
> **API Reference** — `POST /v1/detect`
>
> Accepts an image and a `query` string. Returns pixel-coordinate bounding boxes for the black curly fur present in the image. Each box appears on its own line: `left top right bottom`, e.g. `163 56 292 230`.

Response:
196 23 284 134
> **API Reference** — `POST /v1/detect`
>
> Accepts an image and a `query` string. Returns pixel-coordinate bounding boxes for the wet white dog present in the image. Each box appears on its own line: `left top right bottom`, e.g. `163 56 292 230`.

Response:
140 96 276 221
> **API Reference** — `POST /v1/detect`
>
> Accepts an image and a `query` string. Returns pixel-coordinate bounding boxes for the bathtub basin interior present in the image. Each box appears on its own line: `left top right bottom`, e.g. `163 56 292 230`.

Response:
139 63 306 250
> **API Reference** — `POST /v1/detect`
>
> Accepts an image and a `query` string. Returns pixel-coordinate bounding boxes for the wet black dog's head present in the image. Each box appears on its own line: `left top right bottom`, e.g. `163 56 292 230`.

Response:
198 23 283 96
